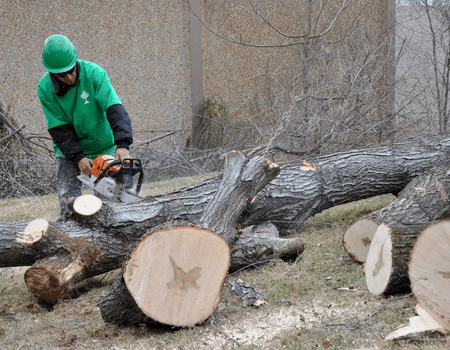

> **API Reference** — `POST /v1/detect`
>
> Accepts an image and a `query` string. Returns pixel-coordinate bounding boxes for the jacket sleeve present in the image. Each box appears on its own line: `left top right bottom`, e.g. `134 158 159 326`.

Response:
48 124 85 163
106 104 133 149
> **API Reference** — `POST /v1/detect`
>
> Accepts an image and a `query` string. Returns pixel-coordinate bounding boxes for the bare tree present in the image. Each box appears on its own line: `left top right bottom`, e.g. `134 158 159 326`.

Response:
395 0 450 135
191 0 398 159
0 101 56 198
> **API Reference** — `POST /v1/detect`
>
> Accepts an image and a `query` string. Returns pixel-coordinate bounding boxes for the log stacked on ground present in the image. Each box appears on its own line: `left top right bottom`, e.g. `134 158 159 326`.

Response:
409 220 450 331
364 222 429 296
344 159 450 263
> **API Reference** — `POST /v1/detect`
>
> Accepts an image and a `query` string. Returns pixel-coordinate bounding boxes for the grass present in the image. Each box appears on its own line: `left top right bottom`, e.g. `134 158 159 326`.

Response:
0 178 448 349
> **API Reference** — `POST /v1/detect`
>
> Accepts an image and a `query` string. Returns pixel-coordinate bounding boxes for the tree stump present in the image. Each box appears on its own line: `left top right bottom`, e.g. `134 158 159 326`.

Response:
365 222 429 295
409 220 450 331
344 159 450 263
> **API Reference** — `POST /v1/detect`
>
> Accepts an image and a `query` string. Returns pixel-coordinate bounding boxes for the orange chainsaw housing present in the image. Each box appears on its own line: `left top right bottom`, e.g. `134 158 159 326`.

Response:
91 155 120 178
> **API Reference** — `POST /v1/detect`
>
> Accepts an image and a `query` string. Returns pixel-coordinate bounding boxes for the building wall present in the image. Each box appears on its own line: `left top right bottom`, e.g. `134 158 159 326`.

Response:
0 0 393 146
0 0 192 142
200 0 394 126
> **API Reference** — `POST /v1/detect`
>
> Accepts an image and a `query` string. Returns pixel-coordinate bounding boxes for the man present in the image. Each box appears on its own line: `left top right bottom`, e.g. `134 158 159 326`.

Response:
37 34 133 214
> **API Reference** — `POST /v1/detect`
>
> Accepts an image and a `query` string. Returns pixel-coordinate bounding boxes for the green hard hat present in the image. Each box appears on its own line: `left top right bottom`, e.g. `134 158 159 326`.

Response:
41 35 78 73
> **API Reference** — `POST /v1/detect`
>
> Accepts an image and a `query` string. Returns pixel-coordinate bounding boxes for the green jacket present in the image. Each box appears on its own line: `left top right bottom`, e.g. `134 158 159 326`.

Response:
37 60 126 160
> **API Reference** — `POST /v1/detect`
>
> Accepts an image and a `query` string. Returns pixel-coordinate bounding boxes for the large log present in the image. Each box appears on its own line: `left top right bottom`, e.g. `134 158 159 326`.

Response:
409 220 450 331
365 222 429 296
5 152 304 306
243 136 450 232
97 152 282 326
343 159 450 263
3 137 450 257
122 226 230 327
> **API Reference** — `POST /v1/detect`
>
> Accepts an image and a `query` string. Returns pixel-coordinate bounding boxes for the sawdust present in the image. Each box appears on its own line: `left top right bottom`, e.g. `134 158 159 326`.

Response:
190 299 378 349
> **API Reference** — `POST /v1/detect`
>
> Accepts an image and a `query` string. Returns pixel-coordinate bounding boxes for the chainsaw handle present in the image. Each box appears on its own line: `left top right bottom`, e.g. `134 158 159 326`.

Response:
120 158 143 194
94 159 122 185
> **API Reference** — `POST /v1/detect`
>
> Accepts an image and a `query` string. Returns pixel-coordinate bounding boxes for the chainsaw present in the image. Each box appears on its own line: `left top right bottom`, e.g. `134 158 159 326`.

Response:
77 155 144 203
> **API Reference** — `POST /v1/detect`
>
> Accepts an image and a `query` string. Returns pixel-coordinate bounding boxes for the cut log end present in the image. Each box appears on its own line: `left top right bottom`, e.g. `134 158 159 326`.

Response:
24 257 86 303
16 218 49 247
365 224 393 296
72 194 103 216
24 266 64 303
409 221 450 331
343 218 380 263
124 226 230 327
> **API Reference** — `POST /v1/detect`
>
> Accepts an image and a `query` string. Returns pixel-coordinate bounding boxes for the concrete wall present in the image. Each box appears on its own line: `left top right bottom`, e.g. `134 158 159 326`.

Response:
0 0 192 142
0 0 393 145
395 5 444 135
200 0 395 126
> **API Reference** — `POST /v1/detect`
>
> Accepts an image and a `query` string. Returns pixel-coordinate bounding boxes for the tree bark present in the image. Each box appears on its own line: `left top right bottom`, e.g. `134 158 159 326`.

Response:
344 158 450 263
243 136 450 232
230 222 304 272
409 220 450 331
2 152 287 304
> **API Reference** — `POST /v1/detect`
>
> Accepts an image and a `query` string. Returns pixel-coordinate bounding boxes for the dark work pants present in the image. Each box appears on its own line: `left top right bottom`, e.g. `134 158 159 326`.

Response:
56 157 82 215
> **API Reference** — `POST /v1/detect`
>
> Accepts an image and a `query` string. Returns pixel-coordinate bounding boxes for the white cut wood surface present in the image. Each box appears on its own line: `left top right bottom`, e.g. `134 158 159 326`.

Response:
365 224 392 296
385 304 446 340
343 218 380 263
16 218 49 247
409 221 450 331
72 194 103 216
124 226 230 327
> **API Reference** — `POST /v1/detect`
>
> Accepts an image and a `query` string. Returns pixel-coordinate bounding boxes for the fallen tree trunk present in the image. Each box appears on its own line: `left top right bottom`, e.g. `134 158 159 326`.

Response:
2 152 305 307
409 220 450 331
243 136 450 232
343 159 450 263
97 152 284 326
3 136 450 255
